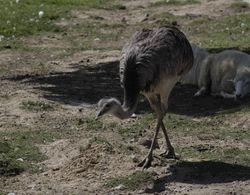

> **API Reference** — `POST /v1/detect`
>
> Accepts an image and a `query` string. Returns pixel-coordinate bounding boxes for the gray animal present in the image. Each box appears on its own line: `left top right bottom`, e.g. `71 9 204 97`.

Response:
181 45 250 99
96 26 193 169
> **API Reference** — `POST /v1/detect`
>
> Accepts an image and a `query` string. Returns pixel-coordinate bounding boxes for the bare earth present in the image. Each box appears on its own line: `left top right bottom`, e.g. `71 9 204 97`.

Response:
0 0 250 194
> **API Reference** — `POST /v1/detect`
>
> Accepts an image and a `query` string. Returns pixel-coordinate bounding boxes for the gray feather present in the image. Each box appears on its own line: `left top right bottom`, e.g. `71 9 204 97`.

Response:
120 26 193 109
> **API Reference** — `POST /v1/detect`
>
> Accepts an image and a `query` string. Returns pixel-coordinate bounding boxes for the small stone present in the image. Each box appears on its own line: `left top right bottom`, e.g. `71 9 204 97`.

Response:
38 11 44 18
131 113 137 118
16 158 24 162
28 184 36 189
113 184 125 190
52 167 60 171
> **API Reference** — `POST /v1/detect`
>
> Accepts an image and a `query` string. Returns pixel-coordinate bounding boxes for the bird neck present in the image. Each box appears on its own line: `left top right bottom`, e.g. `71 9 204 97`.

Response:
113 104 135 119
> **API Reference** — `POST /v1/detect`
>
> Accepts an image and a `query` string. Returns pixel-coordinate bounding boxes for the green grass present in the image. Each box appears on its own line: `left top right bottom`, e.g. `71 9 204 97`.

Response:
0 0 118 39
77 117 104 130
106 171 153 190
21 100 55 112
163 112 250 141
177 146 250 166
160 111 250 166
117 113 154 138
148 12 182 26
147 9 250 49
0 129 58 176
186 14 250 48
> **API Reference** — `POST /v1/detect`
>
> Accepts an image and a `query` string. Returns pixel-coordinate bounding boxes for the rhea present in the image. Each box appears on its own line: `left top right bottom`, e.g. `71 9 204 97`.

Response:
96 26 194 169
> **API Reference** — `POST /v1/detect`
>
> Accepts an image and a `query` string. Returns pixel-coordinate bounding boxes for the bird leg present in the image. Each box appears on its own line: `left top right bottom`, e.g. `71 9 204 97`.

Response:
159 121 177 159
138 118 161 169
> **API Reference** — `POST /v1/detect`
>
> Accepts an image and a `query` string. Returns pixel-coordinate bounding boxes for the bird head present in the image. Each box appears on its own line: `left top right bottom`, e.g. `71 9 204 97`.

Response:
234 67 250 99
95 98 122 119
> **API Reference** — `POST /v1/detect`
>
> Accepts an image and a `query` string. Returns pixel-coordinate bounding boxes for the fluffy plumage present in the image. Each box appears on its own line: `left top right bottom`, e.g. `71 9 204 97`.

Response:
181 45 250 99
120 26 193 110
96 26 193 168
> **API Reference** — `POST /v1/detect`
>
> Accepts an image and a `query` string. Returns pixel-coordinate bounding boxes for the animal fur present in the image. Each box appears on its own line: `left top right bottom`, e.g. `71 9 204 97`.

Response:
181 45 250 98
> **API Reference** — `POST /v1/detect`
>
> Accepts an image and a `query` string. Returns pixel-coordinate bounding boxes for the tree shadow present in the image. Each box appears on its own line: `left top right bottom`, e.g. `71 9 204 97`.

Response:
145 160 250 193
10 61 123 105
8 56 250 116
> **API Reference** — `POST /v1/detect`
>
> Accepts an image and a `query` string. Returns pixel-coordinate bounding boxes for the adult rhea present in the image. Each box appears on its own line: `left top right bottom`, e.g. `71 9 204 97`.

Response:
96 26 193 169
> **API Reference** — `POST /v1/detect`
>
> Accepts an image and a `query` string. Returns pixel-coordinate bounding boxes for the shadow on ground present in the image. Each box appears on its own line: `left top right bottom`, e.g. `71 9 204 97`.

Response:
9 61 123 105
145 160 250 193
8 57 250 116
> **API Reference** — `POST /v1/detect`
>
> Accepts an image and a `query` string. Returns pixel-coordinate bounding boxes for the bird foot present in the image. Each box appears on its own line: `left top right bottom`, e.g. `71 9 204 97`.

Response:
138 156 153 169
159 150 178 159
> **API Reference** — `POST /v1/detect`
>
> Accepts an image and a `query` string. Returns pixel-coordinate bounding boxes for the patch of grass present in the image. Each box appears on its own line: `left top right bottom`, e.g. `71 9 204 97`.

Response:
78 117 104 130
223 148 250 166
240 103 250 112
151 0 199 7
149 12 182 26
67 20 126 51
186 14 250 48
21 100 55 112
106 171 153 190
0 129 58 176
150 11 250 49
117 113 154 138
177 146 250 166
0 0 118 39
163 111 250 141
33 62 51 73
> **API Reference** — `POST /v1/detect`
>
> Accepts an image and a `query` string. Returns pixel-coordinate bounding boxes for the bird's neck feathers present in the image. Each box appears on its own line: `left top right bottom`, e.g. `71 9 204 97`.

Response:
113 104 134 119
108 98 137 120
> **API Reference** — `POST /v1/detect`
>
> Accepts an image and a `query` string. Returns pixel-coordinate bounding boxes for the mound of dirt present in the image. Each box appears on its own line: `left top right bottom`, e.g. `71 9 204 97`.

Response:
61 143 115 177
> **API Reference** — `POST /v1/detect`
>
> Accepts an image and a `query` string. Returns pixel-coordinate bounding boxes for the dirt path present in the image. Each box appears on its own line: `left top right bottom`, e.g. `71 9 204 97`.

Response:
1 0 250 195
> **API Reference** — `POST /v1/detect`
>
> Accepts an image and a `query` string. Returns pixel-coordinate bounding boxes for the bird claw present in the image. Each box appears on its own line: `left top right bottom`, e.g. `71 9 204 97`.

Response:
138 157 152 169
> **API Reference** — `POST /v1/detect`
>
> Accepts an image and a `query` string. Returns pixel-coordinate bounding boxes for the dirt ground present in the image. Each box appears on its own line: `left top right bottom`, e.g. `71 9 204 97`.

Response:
0 0 250 194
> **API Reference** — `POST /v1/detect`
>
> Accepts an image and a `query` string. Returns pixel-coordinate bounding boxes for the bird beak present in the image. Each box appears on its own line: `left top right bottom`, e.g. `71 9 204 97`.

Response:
95 109 103 120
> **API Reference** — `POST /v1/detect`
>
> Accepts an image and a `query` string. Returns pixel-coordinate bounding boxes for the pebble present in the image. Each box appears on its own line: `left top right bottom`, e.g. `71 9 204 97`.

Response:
113 184 125 190
17 158 24 162
38 11 44 18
